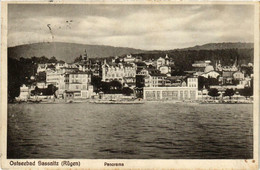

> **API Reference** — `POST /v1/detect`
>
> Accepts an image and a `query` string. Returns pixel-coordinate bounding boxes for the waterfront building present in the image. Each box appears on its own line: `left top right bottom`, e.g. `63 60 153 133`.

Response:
46 70 66 96
16 84 30 101
101 60 137 85
143 77 198 100
64 71 93 99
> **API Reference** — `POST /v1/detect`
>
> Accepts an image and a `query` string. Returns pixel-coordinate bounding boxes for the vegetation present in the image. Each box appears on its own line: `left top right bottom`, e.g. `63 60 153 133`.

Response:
224 89 235 100
31 84 58 96
198 76 219 90
8 56 64 101
239 87 253 99
208 88 220 99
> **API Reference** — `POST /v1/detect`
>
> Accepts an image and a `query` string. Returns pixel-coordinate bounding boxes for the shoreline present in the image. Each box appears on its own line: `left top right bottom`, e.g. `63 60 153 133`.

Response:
8 99 253 105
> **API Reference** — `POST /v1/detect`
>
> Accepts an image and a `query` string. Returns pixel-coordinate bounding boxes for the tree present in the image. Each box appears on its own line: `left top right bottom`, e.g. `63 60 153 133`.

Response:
122 87 133 96
224 88 235 100
208 77 219 86
100 82 110 93
74 55 83 63
208 88 220 99
198 76 209 90
110 80 122 90
39 56 49 63
31 86 41 96
49 56 57 63
45 84 58 96
239 87 253 99
91 76 102 92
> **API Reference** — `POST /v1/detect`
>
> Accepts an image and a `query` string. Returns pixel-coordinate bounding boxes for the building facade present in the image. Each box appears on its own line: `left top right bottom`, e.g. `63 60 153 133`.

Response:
143 78 198 100
102 61 137 85
64 72 93 99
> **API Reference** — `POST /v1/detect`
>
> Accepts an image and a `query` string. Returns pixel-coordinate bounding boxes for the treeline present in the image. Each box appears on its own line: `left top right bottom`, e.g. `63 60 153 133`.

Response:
208 87 253 99
132 48 254 71
31 84 58 96
8 56 65 102
91 76 133 95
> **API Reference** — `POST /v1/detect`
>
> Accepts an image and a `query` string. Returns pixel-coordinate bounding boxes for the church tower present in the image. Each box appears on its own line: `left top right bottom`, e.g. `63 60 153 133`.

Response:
165 54 169 65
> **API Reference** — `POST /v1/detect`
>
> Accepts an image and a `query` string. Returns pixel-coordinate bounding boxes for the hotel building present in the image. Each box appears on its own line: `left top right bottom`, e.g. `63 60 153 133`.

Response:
143 77 198 100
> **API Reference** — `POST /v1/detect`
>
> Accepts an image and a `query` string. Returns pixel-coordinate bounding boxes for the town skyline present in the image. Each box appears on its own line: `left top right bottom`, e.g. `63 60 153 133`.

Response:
8 4 254 50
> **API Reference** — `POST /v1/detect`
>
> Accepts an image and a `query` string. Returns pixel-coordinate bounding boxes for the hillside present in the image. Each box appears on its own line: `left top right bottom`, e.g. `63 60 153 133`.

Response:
8 42 254 64
8 42 145 63
182 42 253 51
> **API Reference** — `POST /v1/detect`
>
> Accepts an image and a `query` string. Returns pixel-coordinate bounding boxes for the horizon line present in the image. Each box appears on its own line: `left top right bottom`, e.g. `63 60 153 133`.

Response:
7 41 254 51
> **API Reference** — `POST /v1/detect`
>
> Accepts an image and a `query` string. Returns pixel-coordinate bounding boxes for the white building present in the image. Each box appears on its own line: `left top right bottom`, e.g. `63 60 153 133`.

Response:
124 54 135 63
102 60 137 85
15 84 30 101
143 78 198 100
200 70 220 79
64 72 93 99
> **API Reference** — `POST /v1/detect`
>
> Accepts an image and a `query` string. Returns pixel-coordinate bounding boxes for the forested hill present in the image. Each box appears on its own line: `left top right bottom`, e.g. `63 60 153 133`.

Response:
132 48 254 71
181 42 253 51
8 42 145 63
8 42 254 66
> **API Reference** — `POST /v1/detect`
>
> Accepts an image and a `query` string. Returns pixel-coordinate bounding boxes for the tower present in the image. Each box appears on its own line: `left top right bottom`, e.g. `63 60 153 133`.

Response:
165 54 169 65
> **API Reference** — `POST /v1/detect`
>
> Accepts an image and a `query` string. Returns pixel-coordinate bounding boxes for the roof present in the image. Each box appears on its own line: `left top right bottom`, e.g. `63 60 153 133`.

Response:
68 71 91 75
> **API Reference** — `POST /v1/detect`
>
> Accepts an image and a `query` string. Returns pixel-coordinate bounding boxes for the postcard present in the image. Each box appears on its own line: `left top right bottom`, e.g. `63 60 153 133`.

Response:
0 1 259 169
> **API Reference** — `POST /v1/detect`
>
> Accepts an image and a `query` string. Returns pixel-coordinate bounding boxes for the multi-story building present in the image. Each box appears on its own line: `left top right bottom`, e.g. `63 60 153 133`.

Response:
144 73 167 87
102 60 137 86
46 69 66 96
143 77 198 100
15 84 30 101
64 71 93 99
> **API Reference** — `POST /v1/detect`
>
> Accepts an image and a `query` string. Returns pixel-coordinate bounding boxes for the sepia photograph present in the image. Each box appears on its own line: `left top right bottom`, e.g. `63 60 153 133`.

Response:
1 1 259 169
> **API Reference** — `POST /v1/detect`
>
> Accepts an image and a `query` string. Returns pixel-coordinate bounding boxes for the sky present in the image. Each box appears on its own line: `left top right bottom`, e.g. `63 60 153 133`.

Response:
8 4 255 50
